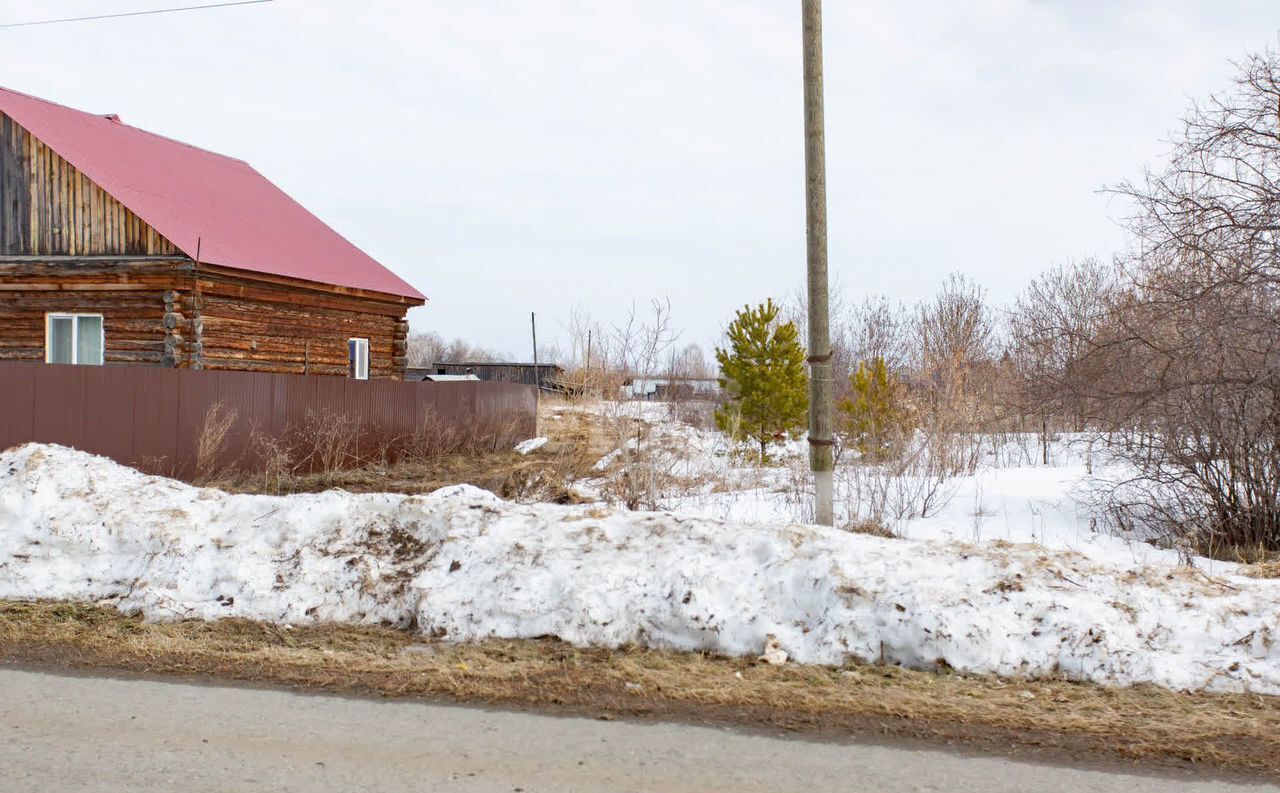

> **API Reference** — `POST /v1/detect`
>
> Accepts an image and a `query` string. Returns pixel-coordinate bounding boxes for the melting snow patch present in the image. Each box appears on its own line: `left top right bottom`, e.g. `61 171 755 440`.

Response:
1 443 1279 694
514 437 549 455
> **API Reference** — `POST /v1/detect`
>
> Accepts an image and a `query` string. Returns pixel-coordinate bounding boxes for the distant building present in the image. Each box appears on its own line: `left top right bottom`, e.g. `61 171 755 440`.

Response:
407 361 565 390
416 373 480 382
622 377 721 401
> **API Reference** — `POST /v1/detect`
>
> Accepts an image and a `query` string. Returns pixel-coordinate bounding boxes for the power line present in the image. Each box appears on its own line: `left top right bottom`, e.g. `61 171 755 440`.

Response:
0 0 274 29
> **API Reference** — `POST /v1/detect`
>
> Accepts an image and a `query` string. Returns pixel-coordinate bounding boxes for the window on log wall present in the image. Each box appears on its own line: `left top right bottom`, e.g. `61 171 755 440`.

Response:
348 337 369 380
46 314 104 366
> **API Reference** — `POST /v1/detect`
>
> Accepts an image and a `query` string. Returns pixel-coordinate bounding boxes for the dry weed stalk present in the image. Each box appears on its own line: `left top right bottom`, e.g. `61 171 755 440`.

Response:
194 403 238 484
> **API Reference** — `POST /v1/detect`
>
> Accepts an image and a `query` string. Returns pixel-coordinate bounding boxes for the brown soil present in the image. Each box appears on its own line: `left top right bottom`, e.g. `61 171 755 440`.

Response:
1 600 1276 781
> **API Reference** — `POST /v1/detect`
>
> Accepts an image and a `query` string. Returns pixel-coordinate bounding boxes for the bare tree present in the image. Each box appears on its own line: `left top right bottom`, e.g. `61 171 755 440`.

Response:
908 274 996 475
407 331 509 366
914 273 994 376
1006 257 1120 460
405 331 447 368
1113 48 1280 279
597 298 683 510
667 343 712 379
1088 46 1280 554
611 298 680 381
846 295 911 375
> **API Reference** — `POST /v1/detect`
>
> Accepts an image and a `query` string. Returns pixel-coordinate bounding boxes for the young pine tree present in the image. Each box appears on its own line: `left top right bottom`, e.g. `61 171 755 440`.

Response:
839 357 908 461
715 299 809 462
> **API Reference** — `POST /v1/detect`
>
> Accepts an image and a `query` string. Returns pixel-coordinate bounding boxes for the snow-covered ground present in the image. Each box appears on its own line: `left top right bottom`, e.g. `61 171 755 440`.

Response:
562 402 1187 568
2 442 1278 694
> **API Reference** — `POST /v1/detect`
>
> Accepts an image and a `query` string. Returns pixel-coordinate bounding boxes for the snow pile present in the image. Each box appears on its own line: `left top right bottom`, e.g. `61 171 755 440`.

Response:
566 403 804 516
569 404 1185 567
2 443 1279 694
514 437 549 455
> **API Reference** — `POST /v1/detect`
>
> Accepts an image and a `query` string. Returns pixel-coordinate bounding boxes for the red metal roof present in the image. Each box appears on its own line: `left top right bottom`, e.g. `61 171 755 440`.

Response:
0 86 425 301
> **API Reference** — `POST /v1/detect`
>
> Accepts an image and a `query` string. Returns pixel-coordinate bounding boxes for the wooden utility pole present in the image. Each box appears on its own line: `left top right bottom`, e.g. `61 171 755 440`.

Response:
802 0 834 525
531 311 541 434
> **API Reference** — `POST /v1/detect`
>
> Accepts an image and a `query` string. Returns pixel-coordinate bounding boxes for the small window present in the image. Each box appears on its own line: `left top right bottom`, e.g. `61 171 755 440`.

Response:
348 338 370 380
46 314 104 366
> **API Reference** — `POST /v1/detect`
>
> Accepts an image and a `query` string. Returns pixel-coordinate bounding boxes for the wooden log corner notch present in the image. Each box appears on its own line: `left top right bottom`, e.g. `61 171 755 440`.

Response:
162 289 184 368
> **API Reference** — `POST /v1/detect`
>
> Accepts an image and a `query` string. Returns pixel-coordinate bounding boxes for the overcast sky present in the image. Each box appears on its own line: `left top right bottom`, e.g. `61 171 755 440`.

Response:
0 1 1275 359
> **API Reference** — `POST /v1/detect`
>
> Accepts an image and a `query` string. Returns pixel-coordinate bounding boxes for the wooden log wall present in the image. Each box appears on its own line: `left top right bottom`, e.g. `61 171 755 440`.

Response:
0 260 187 365
0 261 413 379
0 113 182 257
187 269 410 379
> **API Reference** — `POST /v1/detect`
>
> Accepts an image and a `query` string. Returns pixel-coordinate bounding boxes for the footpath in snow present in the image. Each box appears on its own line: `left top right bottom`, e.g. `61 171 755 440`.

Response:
1 443 1278 694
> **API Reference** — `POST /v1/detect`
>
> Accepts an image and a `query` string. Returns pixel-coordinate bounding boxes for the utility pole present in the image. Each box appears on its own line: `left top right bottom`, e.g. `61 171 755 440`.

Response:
802 0 834 526
531 311 541 434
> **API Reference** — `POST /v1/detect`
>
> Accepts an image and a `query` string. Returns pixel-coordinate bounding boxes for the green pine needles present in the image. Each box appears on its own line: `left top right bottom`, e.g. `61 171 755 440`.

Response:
839 357 910 461
715 299 809 463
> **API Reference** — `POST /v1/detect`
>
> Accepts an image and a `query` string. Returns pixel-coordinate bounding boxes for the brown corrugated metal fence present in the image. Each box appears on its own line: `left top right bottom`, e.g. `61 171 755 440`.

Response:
0 362 536 478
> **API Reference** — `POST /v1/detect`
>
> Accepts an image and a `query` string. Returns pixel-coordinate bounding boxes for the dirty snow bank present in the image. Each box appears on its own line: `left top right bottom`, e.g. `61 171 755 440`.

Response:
1 444 1278 694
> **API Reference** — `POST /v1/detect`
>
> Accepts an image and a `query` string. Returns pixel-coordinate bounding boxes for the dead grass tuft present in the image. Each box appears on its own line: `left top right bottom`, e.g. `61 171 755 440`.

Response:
842 518 897 539
1243 558 1280 579
194 403 238 484
0 600 1277 778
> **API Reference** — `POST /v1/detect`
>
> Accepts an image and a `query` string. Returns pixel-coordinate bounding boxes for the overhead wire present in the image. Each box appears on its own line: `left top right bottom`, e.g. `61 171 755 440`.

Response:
0 0 274 29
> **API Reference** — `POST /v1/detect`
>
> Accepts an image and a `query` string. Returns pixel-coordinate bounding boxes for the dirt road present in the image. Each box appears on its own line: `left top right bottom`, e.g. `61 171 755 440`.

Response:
0 668 1271 792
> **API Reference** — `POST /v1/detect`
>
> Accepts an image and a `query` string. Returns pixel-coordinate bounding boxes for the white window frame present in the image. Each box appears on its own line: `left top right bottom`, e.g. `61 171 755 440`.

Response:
45 313 105 366
349 337 370 380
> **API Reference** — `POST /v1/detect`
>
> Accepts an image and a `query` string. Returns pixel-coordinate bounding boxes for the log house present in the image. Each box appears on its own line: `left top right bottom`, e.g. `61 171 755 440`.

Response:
0 87 424 379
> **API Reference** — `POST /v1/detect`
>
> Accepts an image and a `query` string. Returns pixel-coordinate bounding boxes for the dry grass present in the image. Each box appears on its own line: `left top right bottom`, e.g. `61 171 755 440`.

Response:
1 600 1277 779
843 517 897 538
193 403 238 484
213 399 607 502
1243 558 1280 579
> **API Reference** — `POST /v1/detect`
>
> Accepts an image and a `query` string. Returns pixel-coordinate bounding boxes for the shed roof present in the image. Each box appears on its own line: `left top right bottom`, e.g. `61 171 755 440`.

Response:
0 86 424 301
437 361 565 370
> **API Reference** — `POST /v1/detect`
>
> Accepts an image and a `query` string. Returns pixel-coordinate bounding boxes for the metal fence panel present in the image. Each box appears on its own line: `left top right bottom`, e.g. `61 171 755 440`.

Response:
0 362 536 478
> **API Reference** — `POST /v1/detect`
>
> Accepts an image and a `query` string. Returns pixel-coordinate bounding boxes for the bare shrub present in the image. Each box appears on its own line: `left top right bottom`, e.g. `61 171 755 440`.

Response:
914 273 994 379
248 429 297 495
912 273 997 436
194 403 238 483
559 304 613 399
1006 258 1120 463
846 295 911 375
1079 46 1280 555
297 408 362 482
594 299 682 510
405 407 463 461
837 425 961 530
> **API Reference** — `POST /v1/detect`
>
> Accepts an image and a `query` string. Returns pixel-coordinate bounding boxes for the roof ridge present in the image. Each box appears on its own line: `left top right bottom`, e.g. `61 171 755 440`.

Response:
0 84 250 166
0 85 425 301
